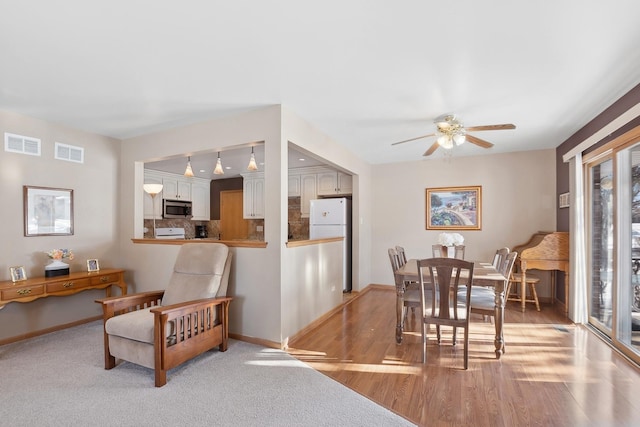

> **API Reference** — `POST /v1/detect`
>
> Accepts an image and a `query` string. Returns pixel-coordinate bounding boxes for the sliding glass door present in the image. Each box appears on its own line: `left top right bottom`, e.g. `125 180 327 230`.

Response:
588 158 613 334
586 142 640 362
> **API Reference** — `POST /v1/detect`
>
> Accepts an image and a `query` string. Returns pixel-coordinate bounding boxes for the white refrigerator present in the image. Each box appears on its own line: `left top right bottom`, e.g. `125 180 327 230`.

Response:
309 197 352 292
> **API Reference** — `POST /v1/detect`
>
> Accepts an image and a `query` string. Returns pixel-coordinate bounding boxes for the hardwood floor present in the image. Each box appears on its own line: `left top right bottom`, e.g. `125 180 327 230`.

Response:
288 286 640 426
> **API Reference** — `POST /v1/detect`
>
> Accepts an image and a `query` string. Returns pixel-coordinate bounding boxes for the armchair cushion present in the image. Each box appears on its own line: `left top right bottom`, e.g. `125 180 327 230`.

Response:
105 307 173 344
161 243 230 306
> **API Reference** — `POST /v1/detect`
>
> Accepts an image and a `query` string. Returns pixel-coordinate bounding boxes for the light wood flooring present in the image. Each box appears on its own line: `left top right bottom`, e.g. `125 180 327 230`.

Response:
288 286 640 426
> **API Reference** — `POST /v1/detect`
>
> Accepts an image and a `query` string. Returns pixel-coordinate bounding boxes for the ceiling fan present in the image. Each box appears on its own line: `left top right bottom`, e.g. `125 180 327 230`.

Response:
392 114 516 156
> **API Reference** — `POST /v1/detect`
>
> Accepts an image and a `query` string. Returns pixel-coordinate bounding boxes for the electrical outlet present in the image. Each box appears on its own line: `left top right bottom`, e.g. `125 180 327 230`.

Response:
256 225 263 232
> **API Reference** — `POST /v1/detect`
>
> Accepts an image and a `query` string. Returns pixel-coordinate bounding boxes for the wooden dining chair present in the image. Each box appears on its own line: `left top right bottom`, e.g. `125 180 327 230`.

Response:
492 247 510 269
463 251 517 330
417 257 474 369
388 248 420 319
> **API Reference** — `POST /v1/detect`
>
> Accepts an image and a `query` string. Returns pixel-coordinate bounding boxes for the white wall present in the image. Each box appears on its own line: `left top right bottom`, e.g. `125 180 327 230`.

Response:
118 106 375 345
282 241 344 342
370 150 557 295
0 110 121 341
1 105 555 345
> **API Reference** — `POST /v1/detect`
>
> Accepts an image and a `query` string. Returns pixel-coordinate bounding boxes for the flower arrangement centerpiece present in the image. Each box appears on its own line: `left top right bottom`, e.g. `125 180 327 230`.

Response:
437 233 464 257
44 249 73 277
437 233 464 247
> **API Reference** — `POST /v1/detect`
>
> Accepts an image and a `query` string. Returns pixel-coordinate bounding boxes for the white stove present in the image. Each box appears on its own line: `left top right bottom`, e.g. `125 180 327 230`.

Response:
155 227 186 239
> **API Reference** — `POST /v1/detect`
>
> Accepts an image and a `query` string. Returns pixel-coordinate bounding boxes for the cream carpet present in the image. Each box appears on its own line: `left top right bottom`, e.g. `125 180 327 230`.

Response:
0 321 413 426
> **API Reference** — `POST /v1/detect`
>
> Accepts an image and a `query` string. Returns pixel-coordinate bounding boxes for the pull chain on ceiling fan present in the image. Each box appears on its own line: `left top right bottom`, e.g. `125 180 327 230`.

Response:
392 114 515 156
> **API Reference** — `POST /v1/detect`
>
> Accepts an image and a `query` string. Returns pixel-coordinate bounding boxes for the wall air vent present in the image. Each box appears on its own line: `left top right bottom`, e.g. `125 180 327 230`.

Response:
55 142 84 163
4 132 41 156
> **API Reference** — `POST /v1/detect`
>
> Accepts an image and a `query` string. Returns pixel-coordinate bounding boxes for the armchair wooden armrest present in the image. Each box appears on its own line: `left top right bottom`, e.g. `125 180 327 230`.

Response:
150 297 233 386
95 291 165 370
96 290 165 317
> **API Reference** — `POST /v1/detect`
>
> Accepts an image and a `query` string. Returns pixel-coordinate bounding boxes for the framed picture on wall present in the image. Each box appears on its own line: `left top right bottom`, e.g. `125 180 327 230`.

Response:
23 186 74 236
426 186 482 230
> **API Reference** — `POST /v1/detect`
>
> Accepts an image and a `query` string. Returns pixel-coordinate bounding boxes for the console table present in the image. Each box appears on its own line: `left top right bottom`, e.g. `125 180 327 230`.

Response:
0 269 127 309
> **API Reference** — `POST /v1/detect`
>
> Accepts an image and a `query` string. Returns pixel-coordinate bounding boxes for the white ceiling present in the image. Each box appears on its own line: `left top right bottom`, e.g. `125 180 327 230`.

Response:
2 1 640 171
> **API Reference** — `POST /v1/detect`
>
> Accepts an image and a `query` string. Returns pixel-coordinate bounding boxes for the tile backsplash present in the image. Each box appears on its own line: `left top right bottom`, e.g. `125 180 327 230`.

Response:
143 197 307 241
144 219 220 239
288 197 309 240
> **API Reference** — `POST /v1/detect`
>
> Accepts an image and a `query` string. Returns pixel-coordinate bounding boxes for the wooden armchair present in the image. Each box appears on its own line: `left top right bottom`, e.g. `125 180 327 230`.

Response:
96 243 233 387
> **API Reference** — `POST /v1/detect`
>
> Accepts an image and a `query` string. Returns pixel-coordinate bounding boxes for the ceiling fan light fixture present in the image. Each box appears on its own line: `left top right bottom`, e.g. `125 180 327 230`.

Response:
436 133 453 149
453 132 466 146
213 152 224 175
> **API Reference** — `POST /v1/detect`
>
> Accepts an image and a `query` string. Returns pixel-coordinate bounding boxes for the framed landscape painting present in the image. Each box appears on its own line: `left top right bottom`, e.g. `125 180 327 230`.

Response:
426 186 482 230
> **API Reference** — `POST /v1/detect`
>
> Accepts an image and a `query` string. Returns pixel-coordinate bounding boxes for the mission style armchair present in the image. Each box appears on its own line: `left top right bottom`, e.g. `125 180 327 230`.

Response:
96 243 233 387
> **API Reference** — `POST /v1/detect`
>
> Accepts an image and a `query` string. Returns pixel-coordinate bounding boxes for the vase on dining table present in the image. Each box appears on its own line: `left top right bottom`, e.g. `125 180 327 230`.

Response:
440 245 455 258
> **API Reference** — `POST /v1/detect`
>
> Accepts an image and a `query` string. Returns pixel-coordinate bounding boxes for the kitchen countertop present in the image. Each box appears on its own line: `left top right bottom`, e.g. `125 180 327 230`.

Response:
132 238 267 248
285 237 343 247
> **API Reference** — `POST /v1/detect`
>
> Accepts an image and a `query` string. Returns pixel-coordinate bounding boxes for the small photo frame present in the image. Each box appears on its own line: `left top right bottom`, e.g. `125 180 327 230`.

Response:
10 266 27 282
87 259 100 272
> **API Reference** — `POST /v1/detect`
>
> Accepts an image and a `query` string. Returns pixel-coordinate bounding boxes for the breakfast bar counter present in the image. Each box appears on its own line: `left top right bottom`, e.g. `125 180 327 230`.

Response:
132 238 267 248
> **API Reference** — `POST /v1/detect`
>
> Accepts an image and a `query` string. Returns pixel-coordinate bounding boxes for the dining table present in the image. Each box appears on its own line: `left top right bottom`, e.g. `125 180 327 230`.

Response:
394 259 508 358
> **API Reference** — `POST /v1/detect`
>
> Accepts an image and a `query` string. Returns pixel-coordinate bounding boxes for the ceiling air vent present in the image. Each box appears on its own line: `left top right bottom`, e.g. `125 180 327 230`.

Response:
4 132 41 156
55 142 84 163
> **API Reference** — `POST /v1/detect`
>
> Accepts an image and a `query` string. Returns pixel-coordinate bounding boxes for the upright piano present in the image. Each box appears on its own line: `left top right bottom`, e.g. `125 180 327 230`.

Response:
512 231 570 314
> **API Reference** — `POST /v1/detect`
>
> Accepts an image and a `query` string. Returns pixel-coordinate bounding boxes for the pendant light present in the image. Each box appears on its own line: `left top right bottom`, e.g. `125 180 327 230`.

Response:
184 156 194 177
247 146 258 171
213 152 224 175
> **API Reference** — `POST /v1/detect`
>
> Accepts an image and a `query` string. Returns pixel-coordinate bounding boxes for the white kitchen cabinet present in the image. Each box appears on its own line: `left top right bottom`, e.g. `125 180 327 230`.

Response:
316 170 352 196
144 169 210 219
162 176 191 201
300 173 317 218
288 174 301 197
190 181 211 220
242 172 265 219
143 170 164 219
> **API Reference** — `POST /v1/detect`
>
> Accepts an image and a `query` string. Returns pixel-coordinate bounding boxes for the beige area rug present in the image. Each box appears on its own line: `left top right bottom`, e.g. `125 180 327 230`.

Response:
0 321 414 426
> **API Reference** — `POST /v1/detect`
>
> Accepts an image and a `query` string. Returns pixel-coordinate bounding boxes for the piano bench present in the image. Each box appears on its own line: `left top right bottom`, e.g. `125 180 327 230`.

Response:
507 274 541 312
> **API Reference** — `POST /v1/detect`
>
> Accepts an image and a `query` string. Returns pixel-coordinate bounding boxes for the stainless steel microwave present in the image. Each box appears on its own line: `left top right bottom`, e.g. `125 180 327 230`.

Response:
163 199 192 219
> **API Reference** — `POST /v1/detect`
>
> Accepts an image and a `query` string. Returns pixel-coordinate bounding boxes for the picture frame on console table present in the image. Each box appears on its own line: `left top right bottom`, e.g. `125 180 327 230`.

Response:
87 259 100 272
23 185 74 236
10 266 27 282
426 186 482 230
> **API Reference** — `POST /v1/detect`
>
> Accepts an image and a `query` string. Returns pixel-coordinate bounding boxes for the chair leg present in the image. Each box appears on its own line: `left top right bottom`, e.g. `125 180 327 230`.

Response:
422 321 427 363
436 325 441 344
463 326 469 370
530 283 541 311
452 327 457 345
155 368 167 387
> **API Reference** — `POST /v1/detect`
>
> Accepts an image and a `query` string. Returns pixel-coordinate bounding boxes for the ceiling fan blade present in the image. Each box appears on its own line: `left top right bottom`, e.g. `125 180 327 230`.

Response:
391 133 435 145
466 134 494 149
465 124 515 132
423 141 440 156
